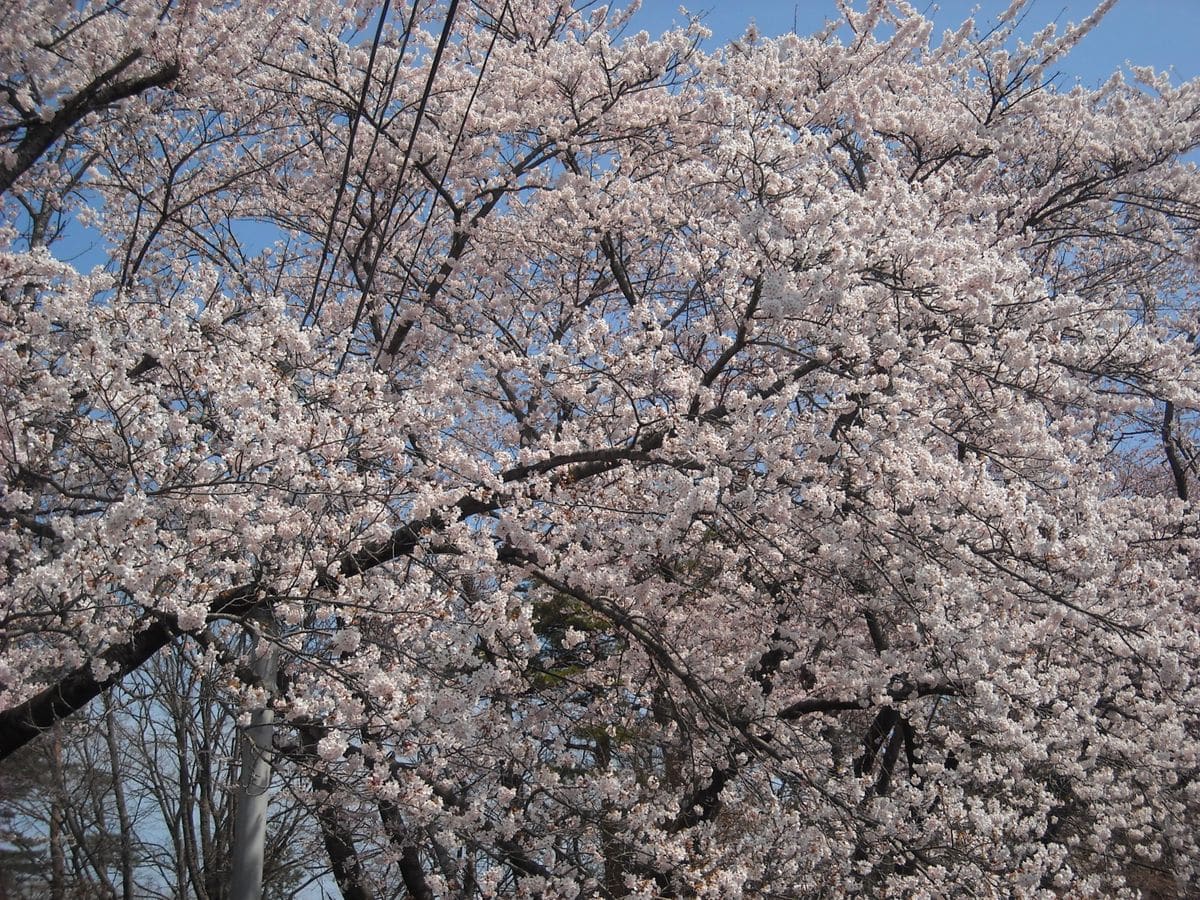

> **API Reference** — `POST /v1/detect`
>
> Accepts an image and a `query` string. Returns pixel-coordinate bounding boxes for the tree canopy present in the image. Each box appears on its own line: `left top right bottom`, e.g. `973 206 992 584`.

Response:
1 0 1198 895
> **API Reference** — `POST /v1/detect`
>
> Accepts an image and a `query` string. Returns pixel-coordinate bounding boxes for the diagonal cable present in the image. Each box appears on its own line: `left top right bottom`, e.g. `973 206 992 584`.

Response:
372 0 513 365
336 0 466 366
310 2 425 328
304 0 394 326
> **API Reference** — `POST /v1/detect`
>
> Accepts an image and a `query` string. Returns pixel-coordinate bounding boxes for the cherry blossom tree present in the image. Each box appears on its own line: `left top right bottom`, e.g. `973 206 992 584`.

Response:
2 0 1199 895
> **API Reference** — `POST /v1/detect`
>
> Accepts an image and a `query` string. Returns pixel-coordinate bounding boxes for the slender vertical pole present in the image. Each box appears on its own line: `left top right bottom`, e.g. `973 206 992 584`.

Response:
229 631 278 900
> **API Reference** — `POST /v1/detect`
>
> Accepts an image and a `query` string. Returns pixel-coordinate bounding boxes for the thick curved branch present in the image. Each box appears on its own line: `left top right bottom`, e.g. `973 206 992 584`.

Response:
0 581 258 762
1163 400 1190 501
0 51 180 196
0 355 830 762
777 680 962 720
291 726 377 900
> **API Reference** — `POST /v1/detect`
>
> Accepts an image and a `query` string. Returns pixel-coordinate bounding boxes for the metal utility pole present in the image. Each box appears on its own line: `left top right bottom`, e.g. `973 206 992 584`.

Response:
230 626 278 900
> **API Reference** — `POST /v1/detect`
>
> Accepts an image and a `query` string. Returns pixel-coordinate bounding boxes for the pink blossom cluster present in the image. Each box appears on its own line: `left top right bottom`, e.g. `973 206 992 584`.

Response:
1 0 1198 895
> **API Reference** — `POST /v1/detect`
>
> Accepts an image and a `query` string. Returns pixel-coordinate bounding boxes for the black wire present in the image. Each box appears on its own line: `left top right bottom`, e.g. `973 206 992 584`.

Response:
303 0 394 326
308 0 424 329
313 3 424 326
373 0 513 365
336 0 465 366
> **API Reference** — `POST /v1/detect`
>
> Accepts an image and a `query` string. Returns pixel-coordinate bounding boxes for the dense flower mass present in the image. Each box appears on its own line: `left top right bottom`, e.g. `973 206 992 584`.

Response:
1 0 1199 895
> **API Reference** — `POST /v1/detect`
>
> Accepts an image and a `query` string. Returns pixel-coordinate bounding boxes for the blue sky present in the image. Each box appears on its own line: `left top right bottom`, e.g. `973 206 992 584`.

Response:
628 1 1200 87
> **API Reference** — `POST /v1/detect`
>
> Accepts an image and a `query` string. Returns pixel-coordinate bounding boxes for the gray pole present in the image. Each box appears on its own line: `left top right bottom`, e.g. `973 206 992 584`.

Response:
230 632 278 900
